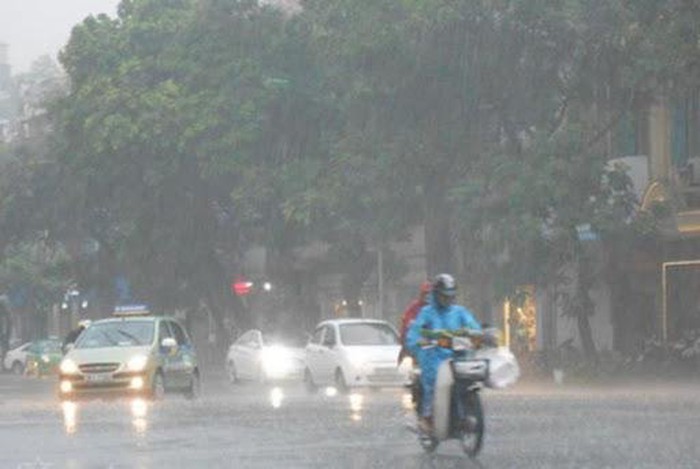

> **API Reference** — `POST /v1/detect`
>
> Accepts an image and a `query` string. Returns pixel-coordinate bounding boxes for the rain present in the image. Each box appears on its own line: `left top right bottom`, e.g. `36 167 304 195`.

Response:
2 1 700 468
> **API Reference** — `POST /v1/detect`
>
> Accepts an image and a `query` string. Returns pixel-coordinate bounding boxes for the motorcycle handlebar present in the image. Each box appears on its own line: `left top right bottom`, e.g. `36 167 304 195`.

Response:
419 328 484 339
418 328 499 348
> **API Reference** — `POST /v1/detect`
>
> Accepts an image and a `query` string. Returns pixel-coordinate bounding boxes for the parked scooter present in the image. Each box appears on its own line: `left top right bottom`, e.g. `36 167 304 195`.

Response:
412 328 496 457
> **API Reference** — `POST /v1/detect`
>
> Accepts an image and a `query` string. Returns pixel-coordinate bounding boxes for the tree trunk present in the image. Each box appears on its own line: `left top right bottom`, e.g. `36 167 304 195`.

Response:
576 303 597 364
575 252 598 364
423 175 453 276
0 302 10 365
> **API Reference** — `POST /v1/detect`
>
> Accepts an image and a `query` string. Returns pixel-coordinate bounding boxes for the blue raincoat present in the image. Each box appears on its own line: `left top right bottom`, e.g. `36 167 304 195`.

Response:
406 294 481 417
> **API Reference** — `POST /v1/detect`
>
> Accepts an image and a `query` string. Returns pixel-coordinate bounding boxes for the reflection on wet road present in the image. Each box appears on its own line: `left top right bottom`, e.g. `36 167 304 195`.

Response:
61 397 150 436
61 400 77 434
3 374 700 468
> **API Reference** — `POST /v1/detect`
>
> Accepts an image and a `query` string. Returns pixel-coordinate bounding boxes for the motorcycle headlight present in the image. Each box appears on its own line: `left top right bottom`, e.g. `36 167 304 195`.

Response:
398 356 414 373
127 355 148 372
60 359 79 374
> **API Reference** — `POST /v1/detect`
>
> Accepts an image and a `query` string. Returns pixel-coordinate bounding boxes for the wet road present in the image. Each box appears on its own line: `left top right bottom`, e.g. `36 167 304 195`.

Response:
1 373 700 468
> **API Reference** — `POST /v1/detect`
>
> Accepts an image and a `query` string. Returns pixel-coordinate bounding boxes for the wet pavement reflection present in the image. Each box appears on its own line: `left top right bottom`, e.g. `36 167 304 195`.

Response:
61 397 151 436
61 400 77 435
5 374 700 468
269 386 284 409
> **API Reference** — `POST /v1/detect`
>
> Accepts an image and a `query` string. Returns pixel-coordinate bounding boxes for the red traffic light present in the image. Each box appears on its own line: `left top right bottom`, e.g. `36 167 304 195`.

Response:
232 280 253 296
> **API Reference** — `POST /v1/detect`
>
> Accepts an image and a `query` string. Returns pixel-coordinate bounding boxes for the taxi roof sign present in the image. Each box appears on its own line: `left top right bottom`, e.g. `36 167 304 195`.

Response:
113 304 151 317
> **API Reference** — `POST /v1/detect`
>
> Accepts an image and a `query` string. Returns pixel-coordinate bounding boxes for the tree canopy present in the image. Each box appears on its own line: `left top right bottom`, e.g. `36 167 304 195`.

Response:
2 0 700 360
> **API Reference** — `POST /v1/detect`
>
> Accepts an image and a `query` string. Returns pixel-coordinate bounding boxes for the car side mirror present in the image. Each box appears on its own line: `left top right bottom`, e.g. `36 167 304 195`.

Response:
161 337 177 349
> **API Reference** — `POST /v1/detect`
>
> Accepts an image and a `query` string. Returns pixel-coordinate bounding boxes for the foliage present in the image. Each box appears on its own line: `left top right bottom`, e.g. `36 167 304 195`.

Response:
3 0 700 356
0 238 72 314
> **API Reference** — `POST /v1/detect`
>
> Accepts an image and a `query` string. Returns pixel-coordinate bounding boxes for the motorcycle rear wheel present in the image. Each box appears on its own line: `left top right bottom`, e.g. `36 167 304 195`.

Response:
460 391 484 457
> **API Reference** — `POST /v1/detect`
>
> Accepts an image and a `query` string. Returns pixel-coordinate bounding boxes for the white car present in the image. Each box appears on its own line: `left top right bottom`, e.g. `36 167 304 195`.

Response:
3 342 32 374
303 318 409 392
226 329 305 383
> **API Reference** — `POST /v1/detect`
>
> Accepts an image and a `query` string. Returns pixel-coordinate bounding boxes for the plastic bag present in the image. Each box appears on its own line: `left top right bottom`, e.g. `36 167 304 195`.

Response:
475 346 520 389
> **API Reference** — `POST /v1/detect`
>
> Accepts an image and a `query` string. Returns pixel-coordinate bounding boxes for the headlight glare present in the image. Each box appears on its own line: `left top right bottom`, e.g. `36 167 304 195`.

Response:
60 359 79 374
127 355 148 372
398 356 414 372
261 346 292 377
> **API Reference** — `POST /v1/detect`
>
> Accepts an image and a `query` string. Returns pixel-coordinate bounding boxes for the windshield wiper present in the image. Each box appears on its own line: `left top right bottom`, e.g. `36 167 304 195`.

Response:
100 329 119 346
115 329 143 345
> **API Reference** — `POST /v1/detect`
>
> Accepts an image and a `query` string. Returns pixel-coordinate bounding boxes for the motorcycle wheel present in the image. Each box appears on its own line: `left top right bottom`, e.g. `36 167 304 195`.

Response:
460 391 484 457
419 433 438 453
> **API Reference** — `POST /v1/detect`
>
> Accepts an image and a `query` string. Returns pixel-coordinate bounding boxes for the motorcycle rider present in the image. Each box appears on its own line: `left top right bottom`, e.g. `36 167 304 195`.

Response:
406 273 481 435
62 319 91 353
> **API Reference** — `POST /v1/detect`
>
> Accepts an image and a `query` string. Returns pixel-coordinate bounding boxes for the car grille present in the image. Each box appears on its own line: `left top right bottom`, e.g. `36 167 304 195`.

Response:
73 381 130 390
79 363 120 374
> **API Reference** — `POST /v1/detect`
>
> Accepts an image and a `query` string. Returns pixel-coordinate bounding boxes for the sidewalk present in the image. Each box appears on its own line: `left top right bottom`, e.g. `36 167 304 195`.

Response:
495 370 700 398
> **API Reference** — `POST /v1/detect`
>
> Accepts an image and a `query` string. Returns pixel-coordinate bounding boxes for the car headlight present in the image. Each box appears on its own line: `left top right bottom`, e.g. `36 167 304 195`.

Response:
261 346 293 377
60 359 79 374
127 355 149 372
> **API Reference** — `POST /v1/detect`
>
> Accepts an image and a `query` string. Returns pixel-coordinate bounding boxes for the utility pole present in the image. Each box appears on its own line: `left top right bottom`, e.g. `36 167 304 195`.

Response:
377 246 384 320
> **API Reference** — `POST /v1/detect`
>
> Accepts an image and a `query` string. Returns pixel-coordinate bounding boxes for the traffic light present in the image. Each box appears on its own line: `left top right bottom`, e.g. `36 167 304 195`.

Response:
232 279 253 296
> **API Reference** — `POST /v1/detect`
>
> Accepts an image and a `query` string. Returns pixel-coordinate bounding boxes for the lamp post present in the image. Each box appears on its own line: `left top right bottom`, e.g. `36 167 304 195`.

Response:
61 289 88 335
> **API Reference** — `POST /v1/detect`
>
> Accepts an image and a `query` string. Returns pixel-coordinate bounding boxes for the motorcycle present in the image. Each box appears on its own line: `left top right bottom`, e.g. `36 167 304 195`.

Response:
411 328 497 457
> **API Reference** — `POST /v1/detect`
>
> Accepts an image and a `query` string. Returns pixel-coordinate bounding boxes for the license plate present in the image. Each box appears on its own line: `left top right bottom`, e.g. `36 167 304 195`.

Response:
86 373 112 383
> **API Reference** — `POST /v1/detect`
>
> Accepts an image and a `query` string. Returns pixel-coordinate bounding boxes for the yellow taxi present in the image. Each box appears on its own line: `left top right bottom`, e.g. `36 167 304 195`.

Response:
58 307 200 400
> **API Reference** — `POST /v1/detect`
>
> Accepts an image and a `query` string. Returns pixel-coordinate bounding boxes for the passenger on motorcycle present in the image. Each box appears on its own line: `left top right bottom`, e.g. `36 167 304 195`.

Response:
397 280 432 365
406 273 481 435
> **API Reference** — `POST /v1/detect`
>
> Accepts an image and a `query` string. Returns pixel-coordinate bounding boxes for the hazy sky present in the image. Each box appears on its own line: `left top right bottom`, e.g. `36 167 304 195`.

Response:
0 0 120 74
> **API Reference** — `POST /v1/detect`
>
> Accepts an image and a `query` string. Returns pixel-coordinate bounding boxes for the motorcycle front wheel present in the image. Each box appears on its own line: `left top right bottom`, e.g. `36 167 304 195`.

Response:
460 390 484 457
419 433 438 453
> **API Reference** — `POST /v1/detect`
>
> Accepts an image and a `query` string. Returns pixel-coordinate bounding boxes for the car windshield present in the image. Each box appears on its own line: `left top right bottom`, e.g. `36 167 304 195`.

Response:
75 321 154 348
31 341 62 354
339 323 399 346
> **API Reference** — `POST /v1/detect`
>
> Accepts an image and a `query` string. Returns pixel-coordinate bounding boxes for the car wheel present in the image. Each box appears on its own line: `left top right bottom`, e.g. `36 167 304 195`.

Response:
335 368 349 394
227 361 239 384
11 361 24 375
150 371 166 400
185 371 201 400
304 368 318 394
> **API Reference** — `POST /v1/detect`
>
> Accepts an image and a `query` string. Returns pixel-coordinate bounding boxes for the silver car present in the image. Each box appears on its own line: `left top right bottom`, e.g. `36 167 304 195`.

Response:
226 329 305 383
3 341 32 374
